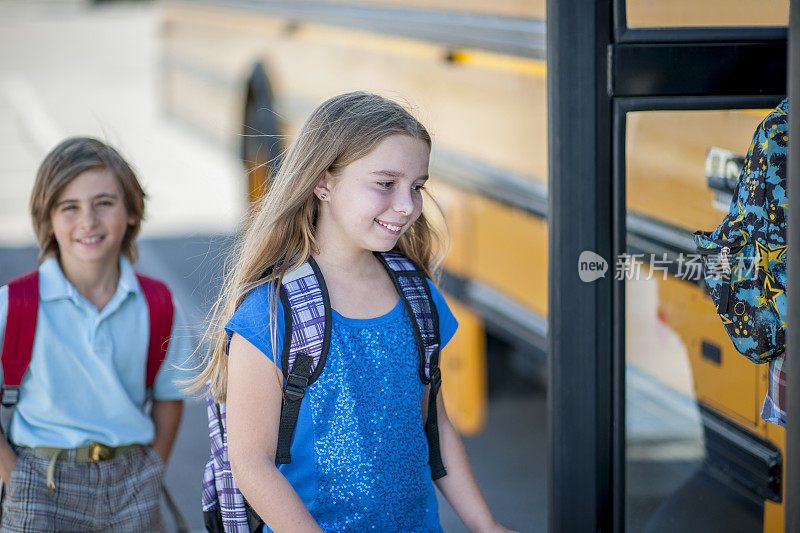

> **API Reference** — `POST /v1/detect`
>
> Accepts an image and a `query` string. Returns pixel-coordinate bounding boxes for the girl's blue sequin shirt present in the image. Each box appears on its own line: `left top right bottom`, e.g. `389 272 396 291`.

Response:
226 279 458 532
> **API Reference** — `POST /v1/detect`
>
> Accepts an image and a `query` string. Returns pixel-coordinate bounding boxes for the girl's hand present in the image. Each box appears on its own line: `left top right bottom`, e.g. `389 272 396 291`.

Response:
431 390 518 533
476 522 517 533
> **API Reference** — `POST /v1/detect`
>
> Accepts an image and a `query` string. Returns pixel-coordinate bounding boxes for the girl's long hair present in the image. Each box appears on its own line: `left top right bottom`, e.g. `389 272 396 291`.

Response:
188 92 446 402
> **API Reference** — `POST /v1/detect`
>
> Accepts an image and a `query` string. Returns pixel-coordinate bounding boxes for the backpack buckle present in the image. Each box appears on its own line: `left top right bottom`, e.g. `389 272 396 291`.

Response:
1 386 20 407
284 374 309 402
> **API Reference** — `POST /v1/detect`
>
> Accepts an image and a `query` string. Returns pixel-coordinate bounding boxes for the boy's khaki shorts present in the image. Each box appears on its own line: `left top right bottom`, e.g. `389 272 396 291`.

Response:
0 444 164 533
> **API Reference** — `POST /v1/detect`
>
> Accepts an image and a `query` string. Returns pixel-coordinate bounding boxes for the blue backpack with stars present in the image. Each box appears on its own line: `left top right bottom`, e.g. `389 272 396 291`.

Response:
693 98 788 364
201 251 445 532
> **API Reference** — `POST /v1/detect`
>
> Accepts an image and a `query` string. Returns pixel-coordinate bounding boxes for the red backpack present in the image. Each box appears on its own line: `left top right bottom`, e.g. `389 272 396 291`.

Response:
0 269 189 531
0 270 174 416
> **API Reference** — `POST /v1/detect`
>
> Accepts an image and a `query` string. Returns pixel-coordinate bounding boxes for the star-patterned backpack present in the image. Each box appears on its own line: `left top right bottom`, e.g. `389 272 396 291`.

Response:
693 98 788 364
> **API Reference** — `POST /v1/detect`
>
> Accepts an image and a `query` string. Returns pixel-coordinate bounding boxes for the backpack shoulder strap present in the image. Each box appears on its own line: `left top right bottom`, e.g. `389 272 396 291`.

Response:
1 270 40 401
135 274 175 389
375 251 446 480
0 270 39 436
275 257 331 464
203 259 331 531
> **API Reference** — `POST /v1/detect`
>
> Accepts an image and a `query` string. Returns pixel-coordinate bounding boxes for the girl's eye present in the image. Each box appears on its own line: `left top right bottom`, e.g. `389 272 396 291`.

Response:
61 205 77 212
377 181 393 189
96 200 113 207
412 184 426 192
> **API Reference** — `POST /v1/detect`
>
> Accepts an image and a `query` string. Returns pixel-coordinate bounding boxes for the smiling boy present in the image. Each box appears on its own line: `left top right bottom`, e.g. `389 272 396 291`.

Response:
0 137 189 532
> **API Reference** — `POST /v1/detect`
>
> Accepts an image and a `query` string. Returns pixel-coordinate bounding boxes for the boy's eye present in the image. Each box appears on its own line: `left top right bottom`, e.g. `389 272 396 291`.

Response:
96 200 113 207
412 184 426 192
377 181 393 189
60 204 77 212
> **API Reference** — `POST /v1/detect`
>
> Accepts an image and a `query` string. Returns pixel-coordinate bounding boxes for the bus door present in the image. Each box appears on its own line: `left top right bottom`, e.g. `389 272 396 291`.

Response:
548 0 788 531
617 3 788 530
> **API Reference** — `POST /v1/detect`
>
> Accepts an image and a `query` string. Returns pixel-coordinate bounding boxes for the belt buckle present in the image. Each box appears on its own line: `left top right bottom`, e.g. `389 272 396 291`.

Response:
88 442 112 462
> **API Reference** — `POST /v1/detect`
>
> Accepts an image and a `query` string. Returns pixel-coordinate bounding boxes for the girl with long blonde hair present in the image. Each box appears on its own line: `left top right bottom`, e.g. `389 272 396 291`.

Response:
192 92 512 532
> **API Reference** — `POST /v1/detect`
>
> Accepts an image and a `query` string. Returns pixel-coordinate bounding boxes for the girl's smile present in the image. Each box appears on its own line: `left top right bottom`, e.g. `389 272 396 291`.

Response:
375 218 406 235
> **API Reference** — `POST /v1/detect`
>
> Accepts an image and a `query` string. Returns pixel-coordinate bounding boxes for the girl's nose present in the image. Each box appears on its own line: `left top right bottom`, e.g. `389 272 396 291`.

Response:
393 190 413 216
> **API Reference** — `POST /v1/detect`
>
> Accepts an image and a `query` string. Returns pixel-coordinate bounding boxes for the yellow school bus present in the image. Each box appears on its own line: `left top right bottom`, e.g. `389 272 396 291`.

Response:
161 0 550 436
160 1 789 529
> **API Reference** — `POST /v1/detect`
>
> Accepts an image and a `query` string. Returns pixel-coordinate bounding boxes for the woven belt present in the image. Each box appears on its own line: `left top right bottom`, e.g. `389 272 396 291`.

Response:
30 443 140 492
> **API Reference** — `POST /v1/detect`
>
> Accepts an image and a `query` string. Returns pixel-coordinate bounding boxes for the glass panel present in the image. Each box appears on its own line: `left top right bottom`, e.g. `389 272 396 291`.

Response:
626 0 788 28
312 0 545 19
624 108 784 531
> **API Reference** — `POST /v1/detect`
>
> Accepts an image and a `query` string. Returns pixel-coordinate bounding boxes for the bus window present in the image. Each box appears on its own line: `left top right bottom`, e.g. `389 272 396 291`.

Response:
625 0 788 29
624 108 783 532
312 0 544 18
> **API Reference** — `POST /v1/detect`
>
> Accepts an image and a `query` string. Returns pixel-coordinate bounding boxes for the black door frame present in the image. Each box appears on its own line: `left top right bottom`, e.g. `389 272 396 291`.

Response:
786 2 799 531
547 1 614 530
548 1 789 530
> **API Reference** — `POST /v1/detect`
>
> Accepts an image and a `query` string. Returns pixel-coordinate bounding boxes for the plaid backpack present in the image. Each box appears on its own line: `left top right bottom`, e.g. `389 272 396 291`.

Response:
693 99 788 363
202 252 445 532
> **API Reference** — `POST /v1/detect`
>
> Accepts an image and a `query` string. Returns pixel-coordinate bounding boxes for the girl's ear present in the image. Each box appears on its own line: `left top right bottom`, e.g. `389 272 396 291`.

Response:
314 171 333 201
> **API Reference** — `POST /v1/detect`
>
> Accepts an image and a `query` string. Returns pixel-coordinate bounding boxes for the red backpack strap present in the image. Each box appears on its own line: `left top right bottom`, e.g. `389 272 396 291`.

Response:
1 271 40 401
136 274 174 389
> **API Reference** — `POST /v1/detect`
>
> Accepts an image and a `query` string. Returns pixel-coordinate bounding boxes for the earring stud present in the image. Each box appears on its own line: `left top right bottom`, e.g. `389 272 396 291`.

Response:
321 193 327 199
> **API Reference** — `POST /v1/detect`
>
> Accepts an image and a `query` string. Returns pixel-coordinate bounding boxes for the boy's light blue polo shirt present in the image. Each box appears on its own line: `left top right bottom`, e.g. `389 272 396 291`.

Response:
0 256 191 448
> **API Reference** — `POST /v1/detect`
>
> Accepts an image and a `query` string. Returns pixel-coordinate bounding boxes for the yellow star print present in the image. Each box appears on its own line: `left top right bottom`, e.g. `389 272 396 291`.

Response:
763 272 785 314
755 241 787 273
760 138 770 152
730 202 746 225
738 229 751 242
755 292 769 309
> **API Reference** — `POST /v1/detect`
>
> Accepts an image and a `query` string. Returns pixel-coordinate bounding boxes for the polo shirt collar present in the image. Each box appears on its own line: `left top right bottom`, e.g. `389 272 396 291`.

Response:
39 256 140 303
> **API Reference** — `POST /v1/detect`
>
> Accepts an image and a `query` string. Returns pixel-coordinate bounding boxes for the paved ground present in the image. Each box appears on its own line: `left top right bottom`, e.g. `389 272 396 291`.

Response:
0 0 245 246
0 2 545 531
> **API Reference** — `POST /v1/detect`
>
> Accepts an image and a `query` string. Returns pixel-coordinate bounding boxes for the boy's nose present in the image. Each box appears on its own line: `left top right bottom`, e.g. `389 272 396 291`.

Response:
80 209 100 229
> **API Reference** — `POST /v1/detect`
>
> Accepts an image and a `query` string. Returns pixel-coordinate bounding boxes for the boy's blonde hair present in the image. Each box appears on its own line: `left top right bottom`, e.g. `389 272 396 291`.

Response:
30 137 146 264
190 92 445 401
